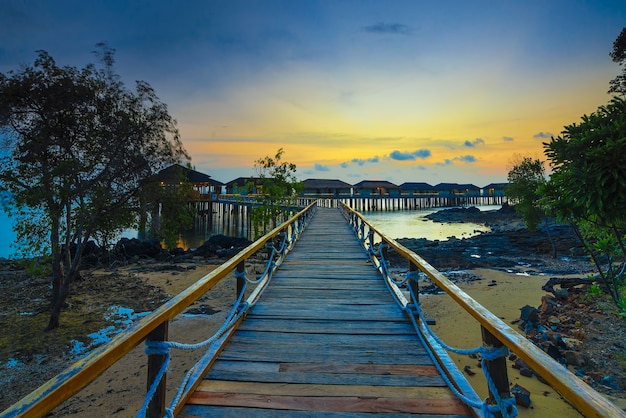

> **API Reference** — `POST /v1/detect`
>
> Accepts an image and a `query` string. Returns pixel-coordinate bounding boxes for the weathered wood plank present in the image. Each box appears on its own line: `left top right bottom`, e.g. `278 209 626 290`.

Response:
216 349 434 365
210 361 440 376
187 392 468 415
180 404 473 418
237 318 415 335
196 380 451 397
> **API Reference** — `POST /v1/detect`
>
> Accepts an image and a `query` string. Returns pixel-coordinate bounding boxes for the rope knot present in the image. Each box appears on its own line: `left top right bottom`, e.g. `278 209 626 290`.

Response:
144 340 170 356
480 345 510 361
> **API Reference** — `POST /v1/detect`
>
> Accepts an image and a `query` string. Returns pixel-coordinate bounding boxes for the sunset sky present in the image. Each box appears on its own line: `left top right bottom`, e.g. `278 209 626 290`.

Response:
1 1 625 187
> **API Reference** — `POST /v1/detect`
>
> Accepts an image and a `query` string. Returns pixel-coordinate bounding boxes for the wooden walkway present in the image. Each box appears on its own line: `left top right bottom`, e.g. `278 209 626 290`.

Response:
179 208 474 417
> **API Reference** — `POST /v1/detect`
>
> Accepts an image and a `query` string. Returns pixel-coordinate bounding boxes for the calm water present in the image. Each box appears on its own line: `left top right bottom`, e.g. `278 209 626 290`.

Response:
0 205 499 259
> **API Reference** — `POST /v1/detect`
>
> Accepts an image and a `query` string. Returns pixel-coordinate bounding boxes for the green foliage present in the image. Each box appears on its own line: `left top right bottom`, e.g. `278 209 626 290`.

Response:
0 45 189 329
542 97 626 308
145 180 196 249
505 155 546 230
587 282 603 299
609 26 626 95
251 148 303 239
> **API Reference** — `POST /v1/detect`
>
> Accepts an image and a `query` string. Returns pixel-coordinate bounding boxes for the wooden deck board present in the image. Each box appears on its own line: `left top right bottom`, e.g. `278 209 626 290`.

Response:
178 208 473 417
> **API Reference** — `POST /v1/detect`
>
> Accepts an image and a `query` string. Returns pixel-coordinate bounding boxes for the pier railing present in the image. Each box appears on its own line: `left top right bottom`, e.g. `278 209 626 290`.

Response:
340 202 625 418
2 203 317 418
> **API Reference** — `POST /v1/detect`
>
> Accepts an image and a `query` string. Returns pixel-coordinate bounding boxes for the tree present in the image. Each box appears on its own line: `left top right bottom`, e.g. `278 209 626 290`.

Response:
542 97 626 308
609 27 626 95
251 148 303 238
505 155 547 230
0 46 189 329
143 166 197 249
505 155 556 257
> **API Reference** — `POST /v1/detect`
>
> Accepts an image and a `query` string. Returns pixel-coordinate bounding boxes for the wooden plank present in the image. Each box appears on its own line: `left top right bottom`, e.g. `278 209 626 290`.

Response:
209 361 440 376
216 350 434 365
187 392 469 415
206 369 445 387
237 318 415 335
197 380 452 398
179 404 473 418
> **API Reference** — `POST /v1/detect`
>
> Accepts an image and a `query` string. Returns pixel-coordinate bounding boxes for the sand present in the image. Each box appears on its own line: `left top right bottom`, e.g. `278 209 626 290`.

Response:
43 266 614 417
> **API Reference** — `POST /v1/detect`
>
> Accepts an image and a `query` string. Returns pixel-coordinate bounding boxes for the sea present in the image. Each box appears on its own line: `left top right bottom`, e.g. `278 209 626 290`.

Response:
0 205 501 259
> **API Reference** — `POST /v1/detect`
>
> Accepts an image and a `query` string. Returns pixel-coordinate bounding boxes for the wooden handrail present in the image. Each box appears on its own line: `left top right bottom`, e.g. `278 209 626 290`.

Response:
2 202 316 418
340 202 626 418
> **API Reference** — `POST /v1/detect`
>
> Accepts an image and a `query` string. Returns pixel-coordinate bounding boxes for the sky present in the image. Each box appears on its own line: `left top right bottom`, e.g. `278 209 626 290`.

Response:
1 1 625 187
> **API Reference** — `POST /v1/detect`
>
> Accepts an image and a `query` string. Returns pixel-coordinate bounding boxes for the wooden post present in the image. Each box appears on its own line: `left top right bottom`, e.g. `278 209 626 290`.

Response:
236 260 245 298
146 321 169 418
481 326 511 418
408 261 419 304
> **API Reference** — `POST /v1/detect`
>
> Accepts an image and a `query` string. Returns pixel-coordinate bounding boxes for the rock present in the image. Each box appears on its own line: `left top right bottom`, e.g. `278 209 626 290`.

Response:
540 295 556 314
520 305 540 323
562 337 584 351
563 350 586 366
511 383 532 407
519 366 534 377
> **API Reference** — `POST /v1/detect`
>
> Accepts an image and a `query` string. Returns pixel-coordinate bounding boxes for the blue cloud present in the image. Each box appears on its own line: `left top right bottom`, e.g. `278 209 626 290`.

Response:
314 163 329 172
463 138 485 147
351 156 379 166
390 149 431 161
455 155 477 163
363 22 411 35
502 136 514 141
533 131 553 139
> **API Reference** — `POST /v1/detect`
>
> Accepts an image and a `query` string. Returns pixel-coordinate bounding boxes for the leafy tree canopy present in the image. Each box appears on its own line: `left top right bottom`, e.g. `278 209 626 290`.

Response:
251 148 303 238
542 96 626 307
0 45 189 329
505 155 546 231
609 26 626 95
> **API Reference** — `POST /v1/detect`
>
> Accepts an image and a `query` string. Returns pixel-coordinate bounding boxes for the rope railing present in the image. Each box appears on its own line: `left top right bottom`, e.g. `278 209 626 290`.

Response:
2 202 316 418
339 202 626 418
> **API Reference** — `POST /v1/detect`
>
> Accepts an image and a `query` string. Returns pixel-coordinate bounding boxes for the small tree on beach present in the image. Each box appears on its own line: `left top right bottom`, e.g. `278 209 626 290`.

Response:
251 148 303 238
0 46 189 329
505 155 556 257
542 97 626 309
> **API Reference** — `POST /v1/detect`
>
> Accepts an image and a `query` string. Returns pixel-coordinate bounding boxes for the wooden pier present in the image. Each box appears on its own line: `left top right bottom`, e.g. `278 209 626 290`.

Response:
178 208 475 417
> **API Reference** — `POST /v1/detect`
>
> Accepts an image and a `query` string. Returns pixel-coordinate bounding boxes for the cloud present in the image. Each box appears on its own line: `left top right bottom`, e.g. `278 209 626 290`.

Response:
351 156 379 166
455 155 477 163
363 22 411 35
314 163 329 172
502 136 514 142
340 162 349 168
463 138 485 147
533 131 553 139
389 149 431 161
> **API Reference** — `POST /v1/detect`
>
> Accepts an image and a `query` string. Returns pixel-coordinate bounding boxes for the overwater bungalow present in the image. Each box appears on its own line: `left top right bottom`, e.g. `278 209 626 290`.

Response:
225 177 268 195
154 164 223 199
353 180 401 197
482 182 509 196
399 182 436 196
433 182 480 196
301 178 353 197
